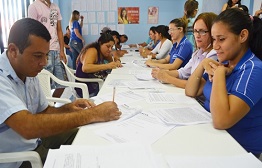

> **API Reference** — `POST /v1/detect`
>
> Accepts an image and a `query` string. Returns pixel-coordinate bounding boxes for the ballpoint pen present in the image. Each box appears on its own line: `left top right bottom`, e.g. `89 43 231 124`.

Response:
113 86 116 102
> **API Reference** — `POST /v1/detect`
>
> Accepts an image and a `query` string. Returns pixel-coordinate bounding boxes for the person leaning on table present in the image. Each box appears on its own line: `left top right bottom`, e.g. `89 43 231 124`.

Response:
0 18 121 168
185 9 262 158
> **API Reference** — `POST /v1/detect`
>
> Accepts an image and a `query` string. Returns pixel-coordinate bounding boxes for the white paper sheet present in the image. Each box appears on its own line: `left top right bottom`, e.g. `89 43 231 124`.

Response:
149 106 211 125
147 93 197 104
44 143 158 168
93 90 145 105
95 112 175 145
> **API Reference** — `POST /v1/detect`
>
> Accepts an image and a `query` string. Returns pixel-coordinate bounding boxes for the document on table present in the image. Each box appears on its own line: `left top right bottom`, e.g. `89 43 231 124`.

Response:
95 112 175 145
132 59 148 68
44 143 158 168
121 44 130 49
107 79 129 87
128 69 152 75
149 106 211 125
118 104 142 121
124 80 163 89
165 153 262 168
93 90 145 105
147 93 197 104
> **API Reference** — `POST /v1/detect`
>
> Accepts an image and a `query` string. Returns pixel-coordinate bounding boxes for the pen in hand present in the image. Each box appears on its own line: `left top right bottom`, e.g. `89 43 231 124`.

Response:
113 86 116 102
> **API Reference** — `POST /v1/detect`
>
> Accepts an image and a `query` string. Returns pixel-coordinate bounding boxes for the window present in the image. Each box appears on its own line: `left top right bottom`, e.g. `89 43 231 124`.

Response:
0 0 34 48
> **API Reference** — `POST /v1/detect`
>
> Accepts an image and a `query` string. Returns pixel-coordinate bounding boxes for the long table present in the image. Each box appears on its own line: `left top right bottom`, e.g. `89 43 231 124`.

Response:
72 51 246 166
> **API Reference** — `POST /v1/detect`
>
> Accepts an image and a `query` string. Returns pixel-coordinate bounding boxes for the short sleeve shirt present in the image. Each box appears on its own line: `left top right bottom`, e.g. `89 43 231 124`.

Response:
203 49 262 154
28 0 62 50
70 21 82 42
178 49 217 79
0 52 48 168
169 36 193 68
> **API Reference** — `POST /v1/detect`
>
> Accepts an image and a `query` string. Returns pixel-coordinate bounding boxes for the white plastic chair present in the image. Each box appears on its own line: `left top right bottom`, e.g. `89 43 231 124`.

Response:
0 151 42 168
37 69 89 106
61 60 104 91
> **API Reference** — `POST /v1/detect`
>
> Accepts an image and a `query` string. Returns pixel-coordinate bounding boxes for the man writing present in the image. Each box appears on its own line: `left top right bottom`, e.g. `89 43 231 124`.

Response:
0 18 121 168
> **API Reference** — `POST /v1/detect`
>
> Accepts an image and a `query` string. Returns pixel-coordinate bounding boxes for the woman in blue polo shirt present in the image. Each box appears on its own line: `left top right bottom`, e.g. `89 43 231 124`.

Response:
185 9 262 157
145 18 193 70
69 10 84 69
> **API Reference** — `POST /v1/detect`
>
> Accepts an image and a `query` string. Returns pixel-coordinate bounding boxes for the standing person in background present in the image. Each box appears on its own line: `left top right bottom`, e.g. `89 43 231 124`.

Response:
28 0 67 98
69 10 84 70
185 9 262 157
64 26 73 68
221 0 241 12
118 8 129 24
183 0 199 50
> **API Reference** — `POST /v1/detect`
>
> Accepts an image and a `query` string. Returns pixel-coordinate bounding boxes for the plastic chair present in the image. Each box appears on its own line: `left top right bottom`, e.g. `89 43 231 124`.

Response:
37 69 89 106
0 151 42 168
61 60 104 92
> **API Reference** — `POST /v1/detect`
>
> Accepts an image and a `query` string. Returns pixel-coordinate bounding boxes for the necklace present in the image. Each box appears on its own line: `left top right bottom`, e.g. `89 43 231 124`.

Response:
41 0 50 7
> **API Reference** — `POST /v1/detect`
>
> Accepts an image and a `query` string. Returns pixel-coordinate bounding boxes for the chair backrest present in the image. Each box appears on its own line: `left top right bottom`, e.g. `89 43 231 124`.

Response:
61 60 77 83
0 151 43 168
37 69 88 105
61 60 104 92
37 69 53 104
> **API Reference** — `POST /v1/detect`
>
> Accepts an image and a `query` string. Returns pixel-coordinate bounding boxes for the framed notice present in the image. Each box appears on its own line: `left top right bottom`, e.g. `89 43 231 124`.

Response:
118 7 139 24
148 6 158 24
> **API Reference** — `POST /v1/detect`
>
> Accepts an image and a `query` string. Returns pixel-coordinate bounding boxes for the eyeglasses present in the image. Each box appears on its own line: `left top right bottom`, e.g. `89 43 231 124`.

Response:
168 27 181 34
193 30 209 36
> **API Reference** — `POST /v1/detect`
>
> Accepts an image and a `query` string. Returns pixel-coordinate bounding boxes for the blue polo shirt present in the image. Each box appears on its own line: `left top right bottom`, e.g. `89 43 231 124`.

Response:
70 20 82 42
169 36 193 68
203 49 262 154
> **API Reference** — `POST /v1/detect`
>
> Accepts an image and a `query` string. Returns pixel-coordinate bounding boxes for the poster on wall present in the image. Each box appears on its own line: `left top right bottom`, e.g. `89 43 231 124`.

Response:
118 7 139 24
148 6 158 24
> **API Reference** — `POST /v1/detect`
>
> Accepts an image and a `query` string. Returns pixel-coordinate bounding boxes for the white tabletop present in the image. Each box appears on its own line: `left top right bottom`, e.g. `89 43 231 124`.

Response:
72 52 247 164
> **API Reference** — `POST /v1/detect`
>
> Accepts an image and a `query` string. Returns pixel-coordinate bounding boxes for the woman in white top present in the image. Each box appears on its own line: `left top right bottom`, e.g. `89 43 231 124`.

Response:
151 12 218 89
148 25 173 59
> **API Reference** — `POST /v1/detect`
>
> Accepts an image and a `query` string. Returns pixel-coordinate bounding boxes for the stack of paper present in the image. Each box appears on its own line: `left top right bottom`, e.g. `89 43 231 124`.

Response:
44 143 158 168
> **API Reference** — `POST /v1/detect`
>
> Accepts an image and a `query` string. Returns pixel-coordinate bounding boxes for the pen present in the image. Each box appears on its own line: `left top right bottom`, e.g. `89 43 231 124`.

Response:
113 86 116 102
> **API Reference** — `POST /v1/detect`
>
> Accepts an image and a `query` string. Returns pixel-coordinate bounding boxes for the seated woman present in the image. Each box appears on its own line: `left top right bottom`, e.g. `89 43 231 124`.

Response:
185 9 262 157
139 26 160 54
221 0 241 12
151 12 217 89
130 26 159 49
145 18 193 70
141 25 173 59
75 33 122 97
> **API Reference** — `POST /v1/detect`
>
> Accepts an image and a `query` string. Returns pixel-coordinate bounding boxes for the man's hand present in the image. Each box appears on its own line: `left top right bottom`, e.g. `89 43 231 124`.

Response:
60 51 67 64
90 101 122 122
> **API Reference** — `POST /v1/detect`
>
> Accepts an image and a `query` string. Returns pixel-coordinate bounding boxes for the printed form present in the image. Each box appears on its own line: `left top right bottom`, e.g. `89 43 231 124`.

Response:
95 112 174 145
44 143 158 168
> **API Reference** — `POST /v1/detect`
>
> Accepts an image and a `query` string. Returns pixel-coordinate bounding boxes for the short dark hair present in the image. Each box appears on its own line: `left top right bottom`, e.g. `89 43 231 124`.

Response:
8 18 51 53
121 34 128 40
